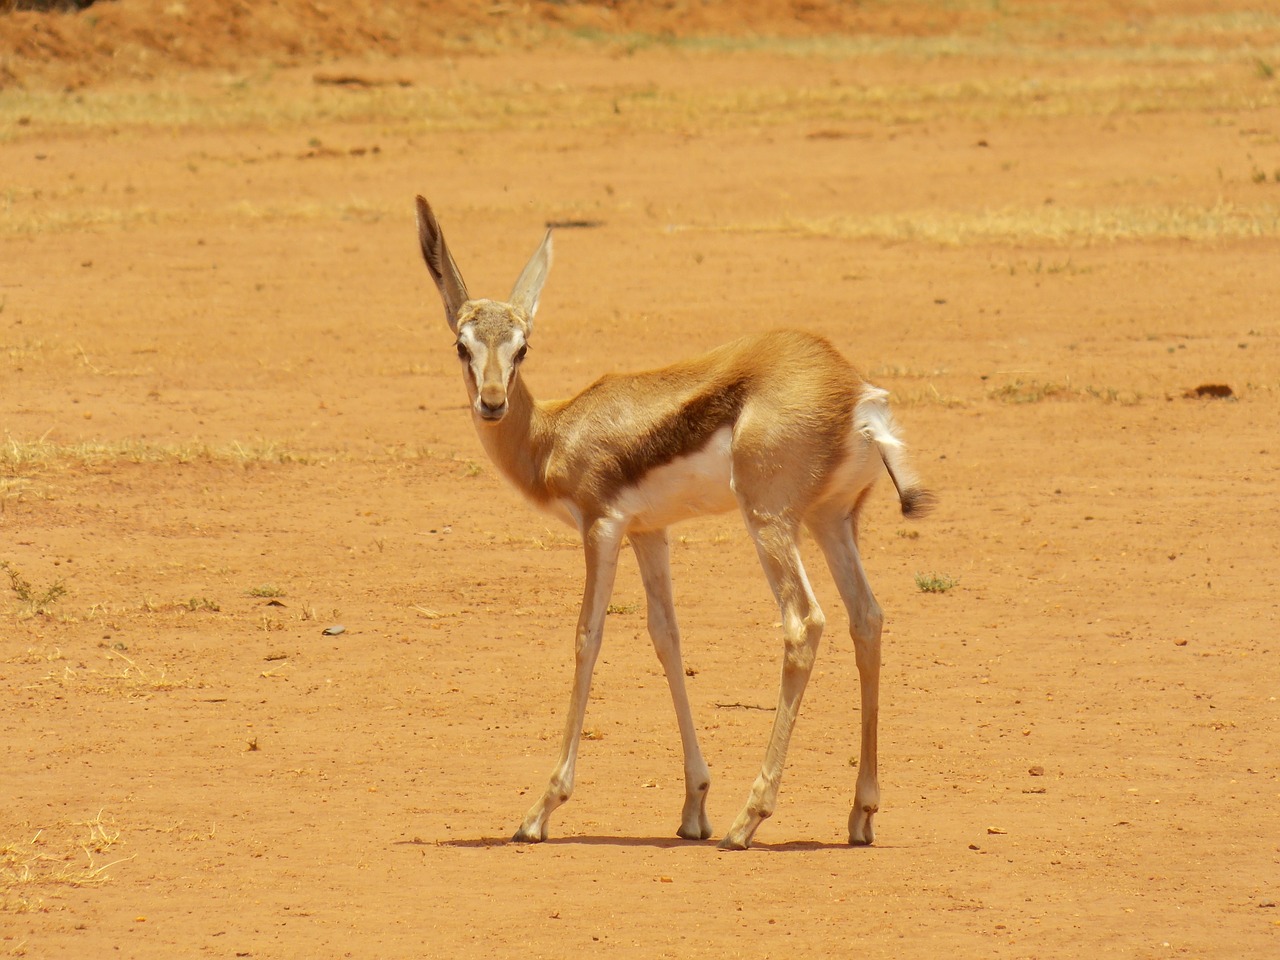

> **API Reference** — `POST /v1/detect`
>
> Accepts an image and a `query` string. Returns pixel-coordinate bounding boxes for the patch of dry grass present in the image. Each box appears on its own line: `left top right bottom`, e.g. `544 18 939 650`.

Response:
1 811 133 915
0 476 42 513
35 648 198 698
601 13 1280 63
887 384 969 409
3 20 1277 249
0 196 389 236
1 436 309 474
0 24 1276 147
987 378 1143 405
686 69 1280 129
714 202 1280 246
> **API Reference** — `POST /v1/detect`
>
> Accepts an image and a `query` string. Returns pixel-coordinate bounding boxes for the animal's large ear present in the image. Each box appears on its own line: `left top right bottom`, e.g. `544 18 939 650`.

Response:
508 229 553 331
415 196 469 334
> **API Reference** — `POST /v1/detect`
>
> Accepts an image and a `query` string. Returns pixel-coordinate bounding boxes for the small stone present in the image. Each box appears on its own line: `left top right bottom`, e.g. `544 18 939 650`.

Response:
1029 765 1046 777
322 625 346 636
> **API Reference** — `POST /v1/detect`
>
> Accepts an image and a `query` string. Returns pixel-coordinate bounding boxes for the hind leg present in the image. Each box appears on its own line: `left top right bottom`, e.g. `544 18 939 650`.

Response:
719 508 825 850
810 504 884 845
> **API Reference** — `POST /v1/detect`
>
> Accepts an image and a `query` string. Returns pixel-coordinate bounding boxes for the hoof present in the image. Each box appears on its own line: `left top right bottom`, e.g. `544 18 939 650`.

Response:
847 816 876 846
677 824 714 841
847 821 876 846
848 801 878 846
716 836 750 851
511 827 546 844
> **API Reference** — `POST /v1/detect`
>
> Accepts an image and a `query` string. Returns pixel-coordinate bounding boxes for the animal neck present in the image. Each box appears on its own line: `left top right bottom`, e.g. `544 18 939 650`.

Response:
472 375 554 503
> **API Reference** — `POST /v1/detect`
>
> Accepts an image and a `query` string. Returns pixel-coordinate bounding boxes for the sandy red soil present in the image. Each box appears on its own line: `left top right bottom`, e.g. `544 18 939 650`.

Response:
2 2 1278 958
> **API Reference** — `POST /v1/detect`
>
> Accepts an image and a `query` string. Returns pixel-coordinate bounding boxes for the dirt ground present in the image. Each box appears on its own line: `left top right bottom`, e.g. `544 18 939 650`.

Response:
2 2 1279 958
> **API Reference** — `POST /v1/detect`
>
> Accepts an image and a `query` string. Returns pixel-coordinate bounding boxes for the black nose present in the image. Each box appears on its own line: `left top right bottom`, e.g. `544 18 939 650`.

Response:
479 399 507 420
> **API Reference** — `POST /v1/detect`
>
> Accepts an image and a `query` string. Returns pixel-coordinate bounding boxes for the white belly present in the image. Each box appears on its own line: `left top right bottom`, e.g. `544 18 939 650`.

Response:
613 426 738 531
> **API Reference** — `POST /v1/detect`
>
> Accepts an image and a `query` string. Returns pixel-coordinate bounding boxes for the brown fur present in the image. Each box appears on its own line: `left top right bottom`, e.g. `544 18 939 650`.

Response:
524 330 861 516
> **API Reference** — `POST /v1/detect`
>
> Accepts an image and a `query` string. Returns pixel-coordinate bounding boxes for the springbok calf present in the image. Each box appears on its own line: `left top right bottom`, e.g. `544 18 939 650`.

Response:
415 196 933 850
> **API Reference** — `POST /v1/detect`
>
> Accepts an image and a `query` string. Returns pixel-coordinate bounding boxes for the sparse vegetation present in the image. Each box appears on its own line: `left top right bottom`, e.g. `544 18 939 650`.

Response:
38 648 196 697
249 584 286 599
0 476 40 513
4 32 1280 157
1 560 66 617
140 597 222 614
1 436 307 473
722 201 1280 247
987 378 1142 405
987 379 1078 404
915 572 959 594
890 384 968 409
1 811 133 914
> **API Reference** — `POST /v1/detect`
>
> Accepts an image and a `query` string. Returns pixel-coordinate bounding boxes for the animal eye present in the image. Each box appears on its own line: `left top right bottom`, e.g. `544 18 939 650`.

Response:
455 342 469 361
514 344 529 363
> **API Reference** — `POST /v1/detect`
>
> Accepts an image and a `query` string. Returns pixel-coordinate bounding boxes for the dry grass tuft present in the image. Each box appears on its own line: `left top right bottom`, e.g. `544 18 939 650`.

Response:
889 384 968 409
37 648 198 698
1 811 134 914
988 378 1143 405
0 476 43 513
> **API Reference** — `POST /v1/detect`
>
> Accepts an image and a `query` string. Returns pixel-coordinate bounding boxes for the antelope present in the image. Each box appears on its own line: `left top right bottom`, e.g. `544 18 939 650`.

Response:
414 196 933 850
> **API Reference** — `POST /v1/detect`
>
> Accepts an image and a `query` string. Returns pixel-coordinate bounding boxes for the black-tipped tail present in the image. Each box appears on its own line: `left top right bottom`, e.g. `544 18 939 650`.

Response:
900 487 937 518
876 446 936 519
859 386 934 520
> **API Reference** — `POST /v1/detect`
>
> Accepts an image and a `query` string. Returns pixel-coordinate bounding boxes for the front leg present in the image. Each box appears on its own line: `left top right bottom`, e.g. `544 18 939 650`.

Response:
631 529 713 841
513 518 624 843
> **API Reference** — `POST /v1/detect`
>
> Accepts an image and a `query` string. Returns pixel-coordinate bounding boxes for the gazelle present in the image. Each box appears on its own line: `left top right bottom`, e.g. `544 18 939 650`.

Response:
415 196 933 850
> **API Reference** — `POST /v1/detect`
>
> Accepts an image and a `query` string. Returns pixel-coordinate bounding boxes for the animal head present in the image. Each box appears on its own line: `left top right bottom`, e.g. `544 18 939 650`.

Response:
415 195 552 422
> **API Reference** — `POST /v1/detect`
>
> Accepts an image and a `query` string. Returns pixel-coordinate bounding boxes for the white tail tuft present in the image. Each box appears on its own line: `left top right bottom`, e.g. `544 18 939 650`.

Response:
855 387 935 517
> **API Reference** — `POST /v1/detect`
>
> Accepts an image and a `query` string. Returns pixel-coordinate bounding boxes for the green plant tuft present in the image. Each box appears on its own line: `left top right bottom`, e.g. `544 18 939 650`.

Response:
1 561 67 615
915 572 958 594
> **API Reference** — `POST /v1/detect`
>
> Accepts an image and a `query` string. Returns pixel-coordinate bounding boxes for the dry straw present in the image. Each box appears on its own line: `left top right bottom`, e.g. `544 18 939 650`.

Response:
715 202 1280 246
